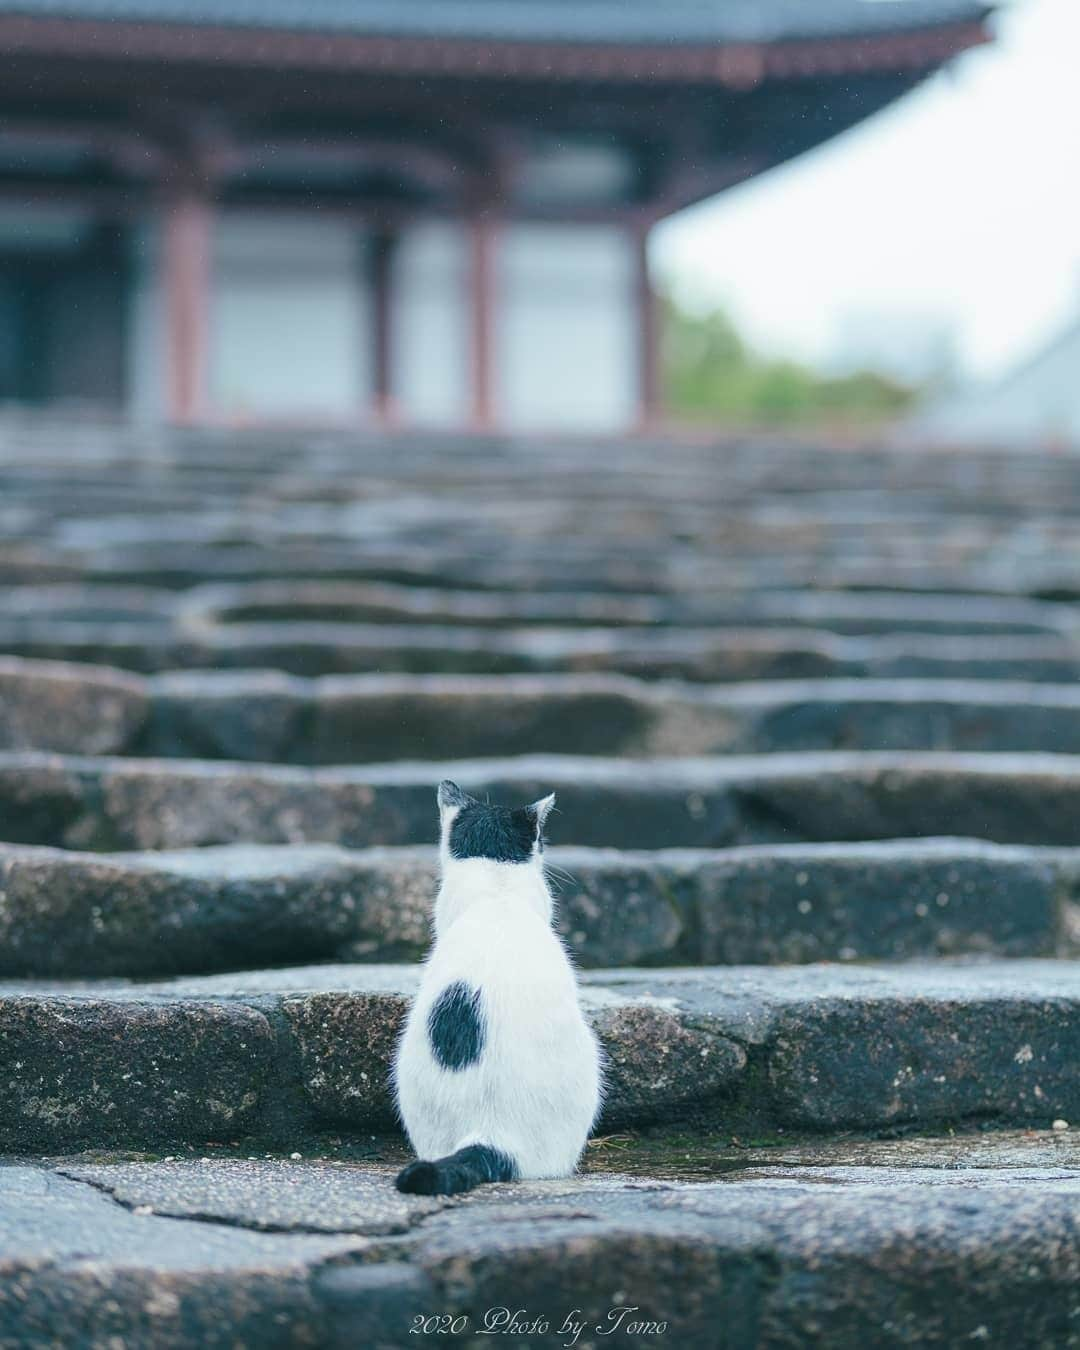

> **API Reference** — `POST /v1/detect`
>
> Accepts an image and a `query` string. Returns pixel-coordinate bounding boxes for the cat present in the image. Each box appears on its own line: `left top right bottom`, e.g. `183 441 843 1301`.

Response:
393 779 603 1195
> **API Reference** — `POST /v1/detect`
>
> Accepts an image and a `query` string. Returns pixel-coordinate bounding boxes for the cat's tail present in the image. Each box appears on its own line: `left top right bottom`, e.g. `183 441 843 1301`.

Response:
395 1143 517 1196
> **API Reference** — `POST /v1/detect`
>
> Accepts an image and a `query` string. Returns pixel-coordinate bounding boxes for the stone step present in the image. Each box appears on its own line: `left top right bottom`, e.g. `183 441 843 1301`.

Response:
14 488 1077 535
12 439 1080 501
6 416 1080 480
2 1137 1078 1349
178 579 1077 635
18 501 1080 580
9 435 1080 504
0 837 1068 978
6 424 1080 1346
11 749 1080 851
18 535 1080 601
0 488 1044 530
14 659 1080 761
18 661 1080 766
0 960 1077 1152
14 437 1080 592
6 621 1080 682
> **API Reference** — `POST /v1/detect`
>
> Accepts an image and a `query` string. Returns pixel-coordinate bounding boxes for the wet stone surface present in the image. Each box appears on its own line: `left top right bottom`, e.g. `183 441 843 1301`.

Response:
0 996 273 1151
0 843 437 978
8 427 1080 1343
0 656 147 756
0 1134 1076 1349
10 750 1080 852
0 837 1064 978
0 962 1076 1149
8 615 1080 682
14 657 1080 760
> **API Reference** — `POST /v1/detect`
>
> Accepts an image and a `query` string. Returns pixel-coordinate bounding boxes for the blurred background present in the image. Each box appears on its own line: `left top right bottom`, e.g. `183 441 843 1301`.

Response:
657 0 1080 444
3 0 1070 444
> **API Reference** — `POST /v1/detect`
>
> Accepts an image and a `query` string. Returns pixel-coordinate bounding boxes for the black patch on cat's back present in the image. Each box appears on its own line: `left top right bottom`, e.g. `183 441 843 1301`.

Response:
428 980 485 1071
449 803 537 863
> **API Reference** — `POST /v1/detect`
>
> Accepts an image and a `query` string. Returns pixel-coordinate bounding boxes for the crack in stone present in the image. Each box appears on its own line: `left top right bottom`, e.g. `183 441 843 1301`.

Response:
53 1166 439 1239
51 1165 681 1247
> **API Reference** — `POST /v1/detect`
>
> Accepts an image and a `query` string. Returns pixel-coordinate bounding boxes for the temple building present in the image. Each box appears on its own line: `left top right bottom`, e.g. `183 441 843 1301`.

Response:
0 0 989 431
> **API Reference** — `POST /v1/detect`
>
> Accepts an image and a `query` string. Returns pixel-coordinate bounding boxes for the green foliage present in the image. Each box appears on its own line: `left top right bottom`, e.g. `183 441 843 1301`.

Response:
661 296 918 430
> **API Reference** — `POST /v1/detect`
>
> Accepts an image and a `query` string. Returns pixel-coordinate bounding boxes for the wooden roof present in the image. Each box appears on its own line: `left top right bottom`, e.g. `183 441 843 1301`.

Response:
0 0 993 220
0 3 993 87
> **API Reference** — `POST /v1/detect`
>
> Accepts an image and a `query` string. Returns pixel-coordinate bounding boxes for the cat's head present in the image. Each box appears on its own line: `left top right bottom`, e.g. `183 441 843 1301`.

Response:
436 779 555 865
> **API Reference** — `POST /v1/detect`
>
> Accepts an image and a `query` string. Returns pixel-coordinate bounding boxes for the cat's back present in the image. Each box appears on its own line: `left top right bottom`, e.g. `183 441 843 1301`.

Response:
423 896 574 996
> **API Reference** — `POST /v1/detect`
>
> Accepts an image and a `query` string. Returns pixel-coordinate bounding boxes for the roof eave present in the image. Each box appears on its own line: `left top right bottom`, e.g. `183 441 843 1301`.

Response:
0 12 992 86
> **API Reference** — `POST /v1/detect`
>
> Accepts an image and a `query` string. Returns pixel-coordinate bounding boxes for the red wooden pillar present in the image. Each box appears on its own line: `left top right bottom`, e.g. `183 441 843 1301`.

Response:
371 229 398 425
163 191 211 424
469 215 497 431
635 222 661 430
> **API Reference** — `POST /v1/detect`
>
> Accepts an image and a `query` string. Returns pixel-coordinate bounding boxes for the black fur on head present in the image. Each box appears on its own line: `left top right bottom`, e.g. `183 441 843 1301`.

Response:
437 780 555 864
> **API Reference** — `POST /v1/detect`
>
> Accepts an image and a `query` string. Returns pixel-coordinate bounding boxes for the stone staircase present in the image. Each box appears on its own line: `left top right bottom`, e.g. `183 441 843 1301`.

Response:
1 421 1079 1347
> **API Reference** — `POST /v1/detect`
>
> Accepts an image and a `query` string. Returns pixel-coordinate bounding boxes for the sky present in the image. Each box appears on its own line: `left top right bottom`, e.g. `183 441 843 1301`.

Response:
653 0 1080 384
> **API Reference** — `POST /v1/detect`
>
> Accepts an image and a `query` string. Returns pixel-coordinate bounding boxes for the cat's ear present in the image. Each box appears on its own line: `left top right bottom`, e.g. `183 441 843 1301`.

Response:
437 780 473 815
528 792 556 834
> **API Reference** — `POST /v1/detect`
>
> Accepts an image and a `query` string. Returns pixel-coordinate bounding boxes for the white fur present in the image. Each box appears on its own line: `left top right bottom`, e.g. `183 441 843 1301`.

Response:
393 793 603 1179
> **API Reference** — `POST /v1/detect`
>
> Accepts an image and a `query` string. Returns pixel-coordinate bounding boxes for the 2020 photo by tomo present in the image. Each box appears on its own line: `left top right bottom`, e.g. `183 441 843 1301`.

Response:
408 1307 668 1344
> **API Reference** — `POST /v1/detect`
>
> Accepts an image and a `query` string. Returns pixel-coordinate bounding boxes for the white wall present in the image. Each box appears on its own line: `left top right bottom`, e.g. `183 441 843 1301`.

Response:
127 218 165 421
128 211 371 422
210 214 370 419
125 212 641 432
392 222 469 426
495 223 638 432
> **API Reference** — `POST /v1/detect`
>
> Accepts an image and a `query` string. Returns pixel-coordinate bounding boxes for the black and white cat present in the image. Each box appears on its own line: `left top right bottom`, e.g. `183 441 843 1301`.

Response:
393 780 602 1195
